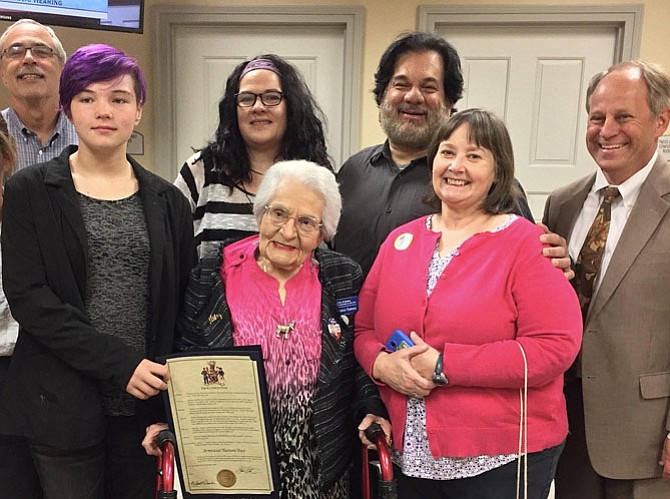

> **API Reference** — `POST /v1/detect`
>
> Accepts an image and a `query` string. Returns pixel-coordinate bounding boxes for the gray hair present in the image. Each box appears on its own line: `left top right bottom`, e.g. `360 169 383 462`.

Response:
252 160 341 240
0 19 67 64
586 59 670 116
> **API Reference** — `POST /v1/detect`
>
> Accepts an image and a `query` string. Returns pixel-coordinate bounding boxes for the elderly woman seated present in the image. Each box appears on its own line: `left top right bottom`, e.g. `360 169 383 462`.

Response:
145 159 389 499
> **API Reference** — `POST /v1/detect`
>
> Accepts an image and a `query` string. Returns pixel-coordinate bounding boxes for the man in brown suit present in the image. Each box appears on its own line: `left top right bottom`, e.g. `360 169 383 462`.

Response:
544 60 670 498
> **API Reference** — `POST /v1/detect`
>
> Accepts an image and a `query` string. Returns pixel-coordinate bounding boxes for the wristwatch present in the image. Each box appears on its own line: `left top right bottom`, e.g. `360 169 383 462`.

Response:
432 353 448 386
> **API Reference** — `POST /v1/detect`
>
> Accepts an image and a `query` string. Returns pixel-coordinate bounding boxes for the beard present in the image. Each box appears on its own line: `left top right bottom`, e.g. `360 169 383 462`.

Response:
379 100 450 152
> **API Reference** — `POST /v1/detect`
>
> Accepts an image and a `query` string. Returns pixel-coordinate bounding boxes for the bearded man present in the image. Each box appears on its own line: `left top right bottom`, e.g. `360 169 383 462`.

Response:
333 32 535 275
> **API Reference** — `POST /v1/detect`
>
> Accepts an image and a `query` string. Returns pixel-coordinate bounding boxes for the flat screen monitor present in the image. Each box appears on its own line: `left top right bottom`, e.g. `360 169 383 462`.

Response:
0 1 144 34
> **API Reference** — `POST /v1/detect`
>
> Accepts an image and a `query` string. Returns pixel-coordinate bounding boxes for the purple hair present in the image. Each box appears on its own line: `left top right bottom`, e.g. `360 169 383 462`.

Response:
59 44 147 116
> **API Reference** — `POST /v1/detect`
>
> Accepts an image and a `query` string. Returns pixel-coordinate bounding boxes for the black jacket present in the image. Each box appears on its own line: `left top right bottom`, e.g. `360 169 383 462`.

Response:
177 241 387 492
1 145 195 448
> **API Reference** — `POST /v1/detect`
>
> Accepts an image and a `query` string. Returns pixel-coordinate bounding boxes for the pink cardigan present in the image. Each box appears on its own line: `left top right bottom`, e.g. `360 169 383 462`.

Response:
354 216 582 457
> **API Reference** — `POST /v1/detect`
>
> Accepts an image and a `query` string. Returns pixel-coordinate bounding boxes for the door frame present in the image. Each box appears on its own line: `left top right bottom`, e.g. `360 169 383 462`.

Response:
152 5 364 180
418 3 643 219
418 4 643 62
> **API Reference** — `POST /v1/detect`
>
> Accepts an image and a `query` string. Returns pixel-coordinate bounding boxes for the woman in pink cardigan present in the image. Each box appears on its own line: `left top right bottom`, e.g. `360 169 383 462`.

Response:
354 109 582 499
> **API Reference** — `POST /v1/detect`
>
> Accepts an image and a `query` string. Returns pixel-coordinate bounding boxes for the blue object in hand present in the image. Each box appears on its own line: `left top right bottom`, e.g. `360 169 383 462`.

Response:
385 329 415 352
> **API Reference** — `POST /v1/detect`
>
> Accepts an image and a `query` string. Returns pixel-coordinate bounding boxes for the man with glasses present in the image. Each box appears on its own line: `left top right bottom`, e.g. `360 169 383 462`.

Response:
0 18 77 170
0 18 76 499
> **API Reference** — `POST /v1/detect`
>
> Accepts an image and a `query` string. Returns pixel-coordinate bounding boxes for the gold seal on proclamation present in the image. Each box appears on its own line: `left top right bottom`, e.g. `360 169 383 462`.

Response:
217 469 237 488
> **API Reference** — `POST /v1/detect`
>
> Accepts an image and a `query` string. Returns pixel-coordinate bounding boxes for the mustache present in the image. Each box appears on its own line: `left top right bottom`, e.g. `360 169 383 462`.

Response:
396 103 428 114
17 68 45 78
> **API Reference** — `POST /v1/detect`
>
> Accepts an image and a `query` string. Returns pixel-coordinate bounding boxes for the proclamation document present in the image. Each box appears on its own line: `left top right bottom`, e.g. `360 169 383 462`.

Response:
163 349 279 498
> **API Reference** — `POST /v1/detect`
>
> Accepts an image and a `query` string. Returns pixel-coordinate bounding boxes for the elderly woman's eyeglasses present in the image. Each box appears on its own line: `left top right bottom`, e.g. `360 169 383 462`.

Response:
264 205 322 236
2 44 55 60
235 91 284 108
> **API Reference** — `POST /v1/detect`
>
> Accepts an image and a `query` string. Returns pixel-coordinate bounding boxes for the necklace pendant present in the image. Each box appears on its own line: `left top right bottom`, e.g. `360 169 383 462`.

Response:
275 320 296 340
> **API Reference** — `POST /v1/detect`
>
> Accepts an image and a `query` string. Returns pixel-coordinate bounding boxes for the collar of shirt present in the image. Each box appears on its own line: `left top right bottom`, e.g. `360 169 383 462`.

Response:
591 149 657 212
569 150 658 294
3 107 24 134
51 111 75 142
3 106 73 145
3 107 78 170
372 140 427 171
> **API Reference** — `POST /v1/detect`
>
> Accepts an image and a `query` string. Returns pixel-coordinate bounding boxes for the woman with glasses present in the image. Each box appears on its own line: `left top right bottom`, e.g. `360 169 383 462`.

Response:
1 44 194 498
175 54 332 259
144 160 389 499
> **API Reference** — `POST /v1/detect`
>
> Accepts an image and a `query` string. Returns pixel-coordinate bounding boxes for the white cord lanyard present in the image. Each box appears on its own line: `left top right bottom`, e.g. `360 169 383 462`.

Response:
516 342 528 499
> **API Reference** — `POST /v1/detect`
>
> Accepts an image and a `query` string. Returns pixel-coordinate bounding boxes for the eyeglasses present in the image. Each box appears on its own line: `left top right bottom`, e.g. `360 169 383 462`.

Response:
235 91 284 108
264 205 323 236
2 44 56 60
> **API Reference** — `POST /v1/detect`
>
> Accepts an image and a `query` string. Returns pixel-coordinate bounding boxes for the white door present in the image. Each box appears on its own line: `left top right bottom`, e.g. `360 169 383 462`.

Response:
439 26 617 218
171 25 345 176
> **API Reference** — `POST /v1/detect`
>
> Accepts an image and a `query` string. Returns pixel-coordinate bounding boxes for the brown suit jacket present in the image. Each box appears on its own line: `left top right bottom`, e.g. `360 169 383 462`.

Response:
543 155 670 479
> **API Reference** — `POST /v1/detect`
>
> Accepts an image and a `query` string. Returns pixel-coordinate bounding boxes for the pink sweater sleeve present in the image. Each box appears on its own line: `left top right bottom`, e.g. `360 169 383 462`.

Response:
443 227 583 389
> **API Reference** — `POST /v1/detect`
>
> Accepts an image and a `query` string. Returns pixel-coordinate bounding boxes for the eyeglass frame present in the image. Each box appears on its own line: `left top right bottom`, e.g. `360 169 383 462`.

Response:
1 44 56 60
235 91 284 108
263 205 323 236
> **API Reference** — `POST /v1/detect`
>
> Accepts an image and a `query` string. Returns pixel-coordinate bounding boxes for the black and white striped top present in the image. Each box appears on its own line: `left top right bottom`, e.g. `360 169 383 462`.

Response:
174 152 258 258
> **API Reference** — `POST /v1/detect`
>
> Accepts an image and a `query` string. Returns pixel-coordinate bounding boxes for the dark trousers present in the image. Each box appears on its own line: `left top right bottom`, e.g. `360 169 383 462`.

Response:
0 433 43 499
555 379 599 499
30 415 156 499
396 441 564 499
0 356 43 499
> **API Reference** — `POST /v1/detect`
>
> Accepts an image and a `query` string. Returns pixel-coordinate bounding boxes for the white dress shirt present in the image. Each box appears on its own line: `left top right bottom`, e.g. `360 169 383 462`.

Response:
568 150 658 296
0 224 19 356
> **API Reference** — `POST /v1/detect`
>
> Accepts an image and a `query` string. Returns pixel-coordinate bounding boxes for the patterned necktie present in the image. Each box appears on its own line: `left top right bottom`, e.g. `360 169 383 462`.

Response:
572 186 620 322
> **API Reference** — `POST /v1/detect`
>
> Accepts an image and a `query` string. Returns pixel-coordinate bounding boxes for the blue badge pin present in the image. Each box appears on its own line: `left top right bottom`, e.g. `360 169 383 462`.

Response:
336 296 358 315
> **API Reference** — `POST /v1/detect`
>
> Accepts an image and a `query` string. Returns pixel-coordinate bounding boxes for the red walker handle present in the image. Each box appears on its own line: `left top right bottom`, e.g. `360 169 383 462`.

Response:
362 422 397 498
155 430 177 499
365 423 393 481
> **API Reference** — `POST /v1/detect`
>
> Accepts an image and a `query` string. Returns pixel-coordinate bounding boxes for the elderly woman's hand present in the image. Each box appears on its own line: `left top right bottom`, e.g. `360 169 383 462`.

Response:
358 414 392 450
372 342 434 398
142 422 169 456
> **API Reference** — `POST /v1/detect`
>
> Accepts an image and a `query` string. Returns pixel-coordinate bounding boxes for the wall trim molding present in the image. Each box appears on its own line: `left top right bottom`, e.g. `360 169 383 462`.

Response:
418 4 643 62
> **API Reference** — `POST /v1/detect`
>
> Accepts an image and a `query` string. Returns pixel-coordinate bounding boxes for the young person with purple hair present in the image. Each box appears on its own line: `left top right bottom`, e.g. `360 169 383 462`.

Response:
1 44 195 498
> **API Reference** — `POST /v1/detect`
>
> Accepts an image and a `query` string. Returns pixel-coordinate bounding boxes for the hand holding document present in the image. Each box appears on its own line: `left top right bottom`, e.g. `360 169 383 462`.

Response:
163 349 279 497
